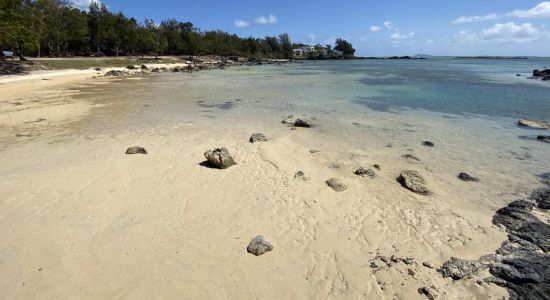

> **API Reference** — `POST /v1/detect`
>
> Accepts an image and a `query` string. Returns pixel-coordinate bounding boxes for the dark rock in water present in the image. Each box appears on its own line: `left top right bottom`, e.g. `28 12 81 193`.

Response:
374 164 381 170
141 65 148 70
204 147 236 169
249 133 267 143
151 68 160 72
531 188 550 209
127 65 136 69
125 146 147 155
397 170 430 195
422 141 435 147
402 257 415 265
516 74 522 77
418 286 435 300
537 135 550 143
439 257 482 280
538 173 550 185
533 69 550 77
518 118 550 129
246 235 273 256
354 167 375 178
326 178 347 192
458 172 480 182
294 119 312 128
402 154 421 161
94 67 101 71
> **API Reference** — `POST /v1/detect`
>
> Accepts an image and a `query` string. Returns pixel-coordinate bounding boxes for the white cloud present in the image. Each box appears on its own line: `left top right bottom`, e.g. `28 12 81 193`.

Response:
507 1 550 18
453 22 549 44
452 1 550 23
370 26 380 32
384 21 393 30
390 32 415 40
452 13 499 24
234 20 250 28
254 14 278 24
308 34 316 41
71 0 100 10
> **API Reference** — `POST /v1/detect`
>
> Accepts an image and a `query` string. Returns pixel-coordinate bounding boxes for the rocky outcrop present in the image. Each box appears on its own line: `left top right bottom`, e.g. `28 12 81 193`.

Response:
531 188 550 209
249 133 267 143
326 178 347 192
246 235 273 256
397 170 430 195
458 172 480 182
125 146 147 154
204 147 236 169
104 70 129 77
518 118 550 129
438 186 550 300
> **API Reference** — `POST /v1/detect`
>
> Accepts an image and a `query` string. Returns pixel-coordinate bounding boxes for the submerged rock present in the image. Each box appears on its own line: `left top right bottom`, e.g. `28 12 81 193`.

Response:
127 65 136 69
204 147 236 169
294 119 312 128
439 257 482 280
518 118 550 129
422 141 435 147
397 170 430 195
246 235 273 256
354 167 376 178
141 65 148 70
458 172 480 182
537 135 550 143
249 133 268 143
402 154 421 161
125 146 148 155
326 178 347 192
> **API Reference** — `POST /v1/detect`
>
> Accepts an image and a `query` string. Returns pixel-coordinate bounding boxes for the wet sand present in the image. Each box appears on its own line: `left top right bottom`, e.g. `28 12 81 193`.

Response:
0 66 547 299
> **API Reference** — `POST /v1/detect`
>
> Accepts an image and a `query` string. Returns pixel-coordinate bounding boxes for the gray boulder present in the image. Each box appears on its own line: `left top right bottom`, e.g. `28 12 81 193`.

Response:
125 146 147 155
439 257 481 280
249 133 267 143
397 170 431 195
204 148 236 169
354 167 376 178
247 235 273 256
326 178 347 192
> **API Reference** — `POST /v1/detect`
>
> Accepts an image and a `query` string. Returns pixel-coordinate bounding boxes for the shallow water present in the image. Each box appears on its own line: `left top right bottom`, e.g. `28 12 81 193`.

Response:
78 58 550 192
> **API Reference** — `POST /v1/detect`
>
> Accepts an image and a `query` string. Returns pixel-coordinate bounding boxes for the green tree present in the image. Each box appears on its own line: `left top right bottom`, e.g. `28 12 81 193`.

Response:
279 33 292 59
334 38 355 56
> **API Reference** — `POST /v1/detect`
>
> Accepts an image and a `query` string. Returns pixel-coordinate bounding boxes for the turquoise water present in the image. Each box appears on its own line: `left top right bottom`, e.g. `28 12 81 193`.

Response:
78 58 549 188
282 58 550 120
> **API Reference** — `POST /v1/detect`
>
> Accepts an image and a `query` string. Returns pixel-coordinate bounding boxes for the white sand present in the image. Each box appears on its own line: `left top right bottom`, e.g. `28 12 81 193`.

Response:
0 71 517 299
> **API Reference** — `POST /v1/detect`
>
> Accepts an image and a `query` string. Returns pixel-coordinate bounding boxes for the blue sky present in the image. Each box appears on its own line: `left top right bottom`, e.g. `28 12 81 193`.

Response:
72 0 550 56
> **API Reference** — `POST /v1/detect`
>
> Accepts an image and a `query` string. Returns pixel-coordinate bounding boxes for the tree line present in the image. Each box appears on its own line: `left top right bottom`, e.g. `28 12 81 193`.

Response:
0 0 298 59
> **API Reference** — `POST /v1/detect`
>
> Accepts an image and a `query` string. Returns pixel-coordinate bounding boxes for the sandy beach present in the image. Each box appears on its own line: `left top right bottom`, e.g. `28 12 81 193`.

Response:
0 61 548 299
